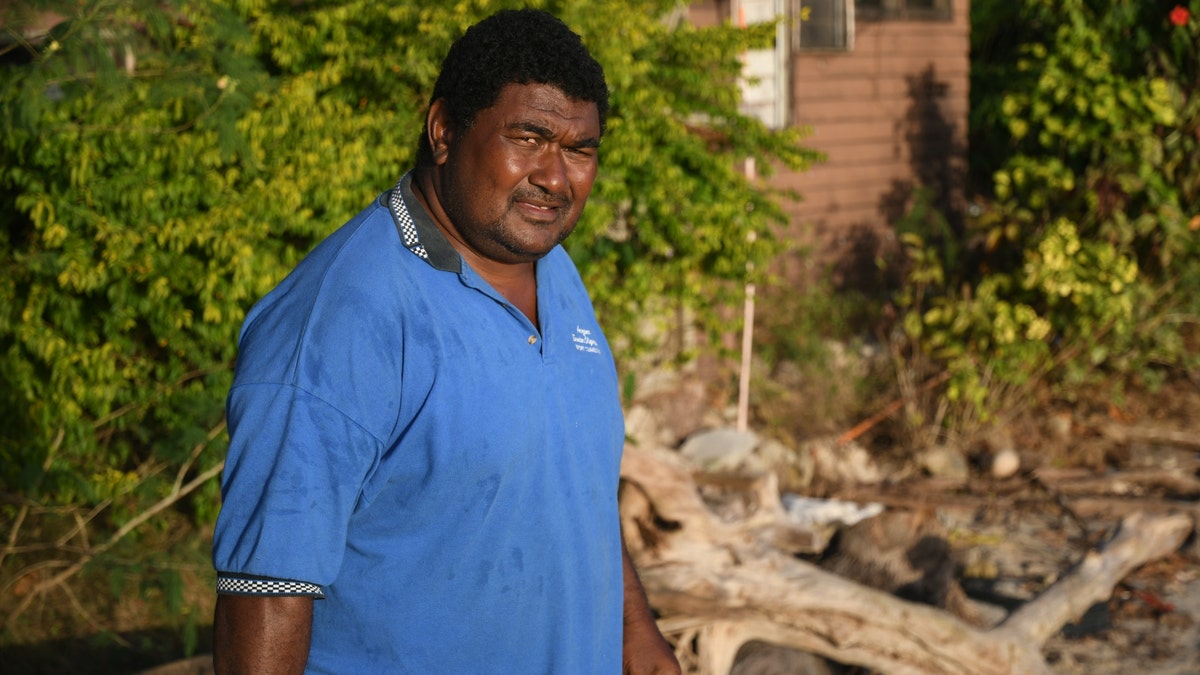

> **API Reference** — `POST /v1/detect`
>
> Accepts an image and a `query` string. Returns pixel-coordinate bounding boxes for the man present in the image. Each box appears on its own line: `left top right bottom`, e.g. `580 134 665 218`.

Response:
211 9 681 675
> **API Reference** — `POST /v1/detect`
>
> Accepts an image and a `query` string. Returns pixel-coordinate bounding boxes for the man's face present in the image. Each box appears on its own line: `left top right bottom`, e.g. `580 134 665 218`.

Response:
433 82 601 265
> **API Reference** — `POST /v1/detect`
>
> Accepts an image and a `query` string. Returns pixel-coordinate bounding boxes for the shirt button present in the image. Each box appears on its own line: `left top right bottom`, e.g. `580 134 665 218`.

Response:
528 335 538 345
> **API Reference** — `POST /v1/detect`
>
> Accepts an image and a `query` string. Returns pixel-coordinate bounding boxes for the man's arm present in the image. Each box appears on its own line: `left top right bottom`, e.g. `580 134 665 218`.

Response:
621 540 682 675
213 594 314 675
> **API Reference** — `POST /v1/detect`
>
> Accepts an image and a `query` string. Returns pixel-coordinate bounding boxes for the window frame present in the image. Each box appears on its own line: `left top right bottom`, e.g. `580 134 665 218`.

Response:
855 0 953 22
792 0 854 52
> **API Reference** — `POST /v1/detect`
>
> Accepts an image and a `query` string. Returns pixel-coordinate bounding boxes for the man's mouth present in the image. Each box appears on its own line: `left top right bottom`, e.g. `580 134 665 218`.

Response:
514 193 569 220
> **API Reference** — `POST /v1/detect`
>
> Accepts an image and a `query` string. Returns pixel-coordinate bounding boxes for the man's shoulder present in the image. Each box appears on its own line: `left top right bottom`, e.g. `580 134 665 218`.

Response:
256 194 429 310
304 195 404 273
234 195 425 373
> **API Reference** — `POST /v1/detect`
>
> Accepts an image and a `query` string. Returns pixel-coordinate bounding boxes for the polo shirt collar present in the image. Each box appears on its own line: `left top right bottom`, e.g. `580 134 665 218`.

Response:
386 172 463 274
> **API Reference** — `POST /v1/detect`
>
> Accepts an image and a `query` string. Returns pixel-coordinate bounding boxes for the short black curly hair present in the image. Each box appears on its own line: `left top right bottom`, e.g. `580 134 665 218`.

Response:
415 9 609 167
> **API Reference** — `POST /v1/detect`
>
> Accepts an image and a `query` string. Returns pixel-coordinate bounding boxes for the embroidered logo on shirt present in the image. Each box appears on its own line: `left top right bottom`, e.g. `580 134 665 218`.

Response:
572 326 602 355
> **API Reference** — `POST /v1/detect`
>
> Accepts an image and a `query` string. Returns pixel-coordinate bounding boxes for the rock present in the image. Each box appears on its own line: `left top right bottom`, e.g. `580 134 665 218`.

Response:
821 510 990 627
680 427 760 472
731 641 837 675
980 425 1022 478
623 404 661 450
754 437 810 486
753 437 793 468
917 444 969 481
991 446 1021 479
800 436 884 486
631 371 715 447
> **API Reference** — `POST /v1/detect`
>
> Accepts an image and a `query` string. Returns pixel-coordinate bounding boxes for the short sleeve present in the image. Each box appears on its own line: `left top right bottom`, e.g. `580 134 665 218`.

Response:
212 382 382 589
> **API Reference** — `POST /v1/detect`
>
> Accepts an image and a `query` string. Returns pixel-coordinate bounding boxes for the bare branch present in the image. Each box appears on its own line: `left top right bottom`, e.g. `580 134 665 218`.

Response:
3 420 227 630
994 511 1194 645
0 428 64 572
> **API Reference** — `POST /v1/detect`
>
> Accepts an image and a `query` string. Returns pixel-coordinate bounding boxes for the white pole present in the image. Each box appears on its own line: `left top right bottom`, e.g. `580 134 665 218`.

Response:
736 157 757 433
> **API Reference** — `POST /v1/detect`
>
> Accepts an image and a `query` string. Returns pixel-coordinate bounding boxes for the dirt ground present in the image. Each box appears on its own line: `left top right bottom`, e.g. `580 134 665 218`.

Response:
983 380 1196 674
610 360 1198 674
822 377 1200 674
870 486 1200 675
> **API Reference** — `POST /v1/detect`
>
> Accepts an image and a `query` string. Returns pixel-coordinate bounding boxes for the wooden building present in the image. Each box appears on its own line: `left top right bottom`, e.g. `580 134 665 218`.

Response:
690 0 971 288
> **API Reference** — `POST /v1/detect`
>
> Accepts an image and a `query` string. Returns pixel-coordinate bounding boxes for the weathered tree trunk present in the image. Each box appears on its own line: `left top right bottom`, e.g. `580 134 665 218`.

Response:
620 444 1194 675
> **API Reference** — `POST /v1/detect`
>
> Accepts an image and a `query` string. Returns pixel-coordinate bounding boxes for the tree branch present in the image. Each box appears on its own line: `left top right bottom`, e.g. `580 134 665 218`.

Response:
4 421 226 630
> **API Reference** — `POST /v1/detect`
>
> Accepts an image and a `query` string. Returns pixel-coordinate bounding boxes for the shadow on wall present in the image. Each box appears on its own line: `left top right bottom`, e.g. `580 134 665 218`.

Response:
831 64 966 302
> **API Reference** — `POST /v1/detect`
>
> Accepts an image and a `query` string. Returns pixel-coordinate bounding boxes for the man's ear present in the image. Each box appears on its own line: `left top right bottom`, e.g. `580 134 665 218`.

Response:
426 98 454 166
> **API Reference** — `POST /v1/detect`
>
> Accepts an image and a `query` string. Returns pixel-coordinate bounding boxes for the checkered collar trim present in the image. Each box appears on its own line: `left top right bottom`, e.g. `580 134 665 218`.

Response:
386 172 462 273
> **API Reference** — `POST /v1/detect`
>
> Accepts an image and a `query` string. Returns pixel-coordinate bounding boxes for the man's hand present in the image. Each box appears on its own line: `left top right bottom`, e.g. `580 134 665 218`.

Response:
621 541 682 675
622 620 682 675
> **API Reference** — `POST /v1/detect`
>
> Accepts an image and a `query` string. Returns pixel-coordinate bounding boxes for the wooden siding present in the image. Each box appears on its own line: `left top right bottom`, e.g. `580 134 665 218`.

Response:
688 1 971 287
787 2 970 264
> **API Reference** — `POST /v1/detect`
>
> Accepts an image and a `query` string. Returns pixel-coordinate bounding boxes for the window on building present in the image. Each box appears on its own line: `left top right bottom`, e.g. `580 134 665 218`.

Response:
856 0 953 21
792 0 952 52
795 0 852 51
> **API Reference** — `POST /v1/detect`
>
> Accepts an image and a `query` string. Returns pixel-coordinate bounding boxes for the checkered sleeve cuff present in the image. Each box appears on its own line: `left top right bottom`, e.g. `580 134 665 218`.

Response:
216 573 325 598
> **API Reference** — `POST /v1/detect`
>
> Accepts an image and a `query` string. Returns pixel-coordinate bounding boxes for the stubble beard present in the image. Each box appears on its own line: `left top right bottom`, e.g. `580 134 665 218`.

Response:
467 188 578 263
501 187 576 256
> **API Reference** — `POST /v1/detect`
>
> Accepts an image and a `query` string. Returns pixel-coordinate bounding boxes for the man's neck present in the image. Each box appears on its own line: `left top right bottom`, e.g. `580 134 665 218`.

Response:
411 169 540 327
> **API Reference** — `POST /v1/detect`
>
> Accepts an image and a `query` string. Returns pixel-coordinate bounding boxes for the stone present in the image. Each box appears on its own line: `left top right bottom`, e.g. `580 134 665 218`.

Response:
680 427 760 472
918 444 969 481
991 446 1021 479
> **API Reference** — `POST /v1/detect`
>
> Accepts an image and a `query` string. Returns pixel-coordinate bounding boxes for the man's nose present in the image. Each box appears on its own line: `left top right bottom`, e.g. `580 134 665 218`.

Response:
529 147 568 195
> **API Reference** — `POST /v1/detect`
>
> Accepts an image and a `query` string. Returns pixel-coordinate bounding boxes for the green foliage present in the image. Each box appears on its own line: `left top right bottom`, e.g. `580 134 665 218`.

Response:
0 0 816 649
900 214 1138 412
564 3 818 354
903 0 1200 422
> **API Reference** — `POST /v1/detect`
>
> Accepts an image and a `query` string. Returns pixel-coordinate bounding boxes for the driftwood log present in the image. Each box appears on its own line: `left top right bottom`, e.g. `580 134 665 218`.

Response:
619 443 1194 675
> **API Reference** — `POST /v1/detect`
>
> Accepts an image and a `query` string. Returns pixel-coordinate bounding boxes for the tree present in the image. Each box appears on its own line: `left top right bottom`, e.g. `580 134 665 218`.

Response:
898 0 1200 421
0 0 816 653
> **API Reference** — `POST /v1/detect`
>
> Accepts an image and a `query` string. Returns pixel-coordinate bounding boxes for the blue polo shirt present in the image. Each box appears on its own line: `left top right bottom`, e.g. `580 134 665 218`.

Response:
212 173 626 674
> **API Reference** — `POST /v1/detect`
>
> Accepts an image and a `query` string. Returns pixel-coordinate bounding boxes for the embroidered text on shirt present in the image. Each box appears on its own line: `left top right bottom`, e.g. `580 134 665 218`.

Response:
572 326 601 355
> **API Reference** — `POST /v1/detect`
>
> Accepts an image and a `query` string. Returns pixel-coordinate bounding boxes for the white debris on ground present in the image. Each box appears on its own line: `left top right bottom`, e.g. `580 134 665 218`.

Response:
781 494 884 529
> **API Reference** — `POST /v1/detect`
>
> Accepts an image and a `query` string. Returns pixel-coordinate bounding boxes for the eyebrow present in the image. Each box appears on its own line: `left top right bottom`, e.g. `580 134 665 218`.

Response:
511 121 601 149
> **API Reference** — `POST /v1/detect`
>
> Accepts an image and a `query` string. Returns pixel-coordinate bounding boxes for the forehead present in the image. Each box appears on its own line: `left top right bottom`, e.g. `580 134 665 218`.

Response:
477 82 601 137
